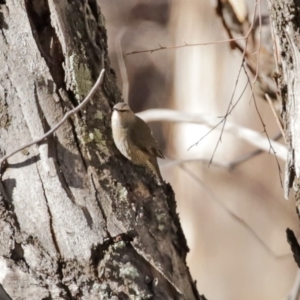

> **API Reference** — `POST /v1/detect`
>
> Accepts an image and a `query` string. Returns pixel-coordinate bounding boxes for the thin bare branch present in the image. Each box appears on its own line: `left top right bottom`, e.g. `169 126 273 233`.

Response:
161 157 231 170
127 37 246 56
265 93 286 142
243 62 283 186
0 69 106 175
228 132 282 169
206 0 261 165
126 0 260 56
207 57 248 165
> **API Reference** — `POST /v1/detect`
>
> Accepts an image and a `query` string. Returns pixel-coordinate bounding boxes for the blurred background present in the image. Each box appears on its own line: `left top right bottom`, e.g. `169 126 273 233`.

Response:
99 0 299 299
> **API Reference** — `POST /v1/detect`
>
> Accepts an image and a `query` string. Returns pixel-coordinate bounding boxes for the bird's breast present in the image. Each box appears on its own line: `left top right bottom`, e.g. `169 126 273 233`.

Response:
112 121 130 155
111 111 123 127
112 125 148 165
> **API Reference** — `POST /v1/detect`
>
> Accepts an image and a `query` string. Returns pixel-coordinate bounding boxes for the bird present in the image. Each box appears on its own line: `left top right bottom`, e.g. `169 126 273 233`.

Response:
111 102 164 180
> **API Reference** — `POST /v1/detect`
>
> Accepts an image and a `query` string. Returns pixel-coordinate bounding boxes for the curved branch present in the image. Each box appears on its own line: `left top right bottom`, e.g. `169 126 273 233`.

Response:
137 109 287 161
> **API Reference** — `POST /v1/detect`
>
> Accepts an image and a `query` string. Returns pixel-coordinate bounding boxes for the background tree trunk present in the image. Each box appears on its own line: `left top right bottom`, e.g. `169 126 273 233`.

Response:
0 1 203 299
268 1 300 200
268 0 300 262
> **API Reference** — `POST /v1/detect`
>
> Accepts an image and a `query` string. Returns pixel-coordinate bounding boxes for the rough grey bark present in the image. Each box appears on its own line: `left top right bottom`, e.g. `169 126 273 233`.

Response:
0 0 204 299
268 0 300 266
268 1 300 200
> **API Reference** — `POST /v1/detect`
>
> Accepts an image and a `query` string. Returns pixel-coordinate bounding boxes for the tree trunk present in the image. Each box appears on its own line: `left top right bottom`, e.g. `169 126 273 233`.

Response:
268 0 300 259
268 1 300 199
0 1 203 299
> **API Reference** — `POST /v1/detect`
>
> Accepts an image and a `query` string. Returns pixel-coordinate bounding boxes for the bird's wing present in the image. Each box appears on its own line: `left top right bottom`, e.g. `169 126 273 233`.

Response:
129 116 164 159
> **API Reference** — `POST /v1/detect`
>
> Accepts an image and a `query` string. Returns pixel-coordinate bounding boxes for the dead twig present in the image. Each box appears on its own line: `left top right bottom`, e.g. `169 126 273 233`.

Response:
126 1 260 56
265 93 286 143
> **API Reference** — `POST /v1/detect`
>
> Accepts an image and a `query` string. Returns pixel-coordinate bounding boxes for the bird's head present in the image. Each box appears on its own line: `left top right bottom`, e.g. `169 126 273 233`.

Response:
112 102 135 127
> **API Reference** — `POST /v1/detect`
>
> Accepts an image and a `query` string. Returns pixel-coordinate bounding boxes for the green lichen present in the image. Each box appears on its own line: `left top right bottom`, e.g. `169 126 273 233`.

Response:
112 241 125 250
0 103 11 129
92 128 111 156
93 129 104 143
94 110 104 120
158 224 165 231
115 184 128 203
68 52 92 100
21 149 30 156
119 262 139 279
88 132 94 141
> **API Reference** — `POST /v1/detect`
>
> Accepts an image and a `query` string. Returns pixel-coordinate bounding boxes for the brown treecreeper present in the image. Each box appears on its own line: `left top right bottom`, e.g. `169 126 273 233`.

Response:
111 102 164 180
